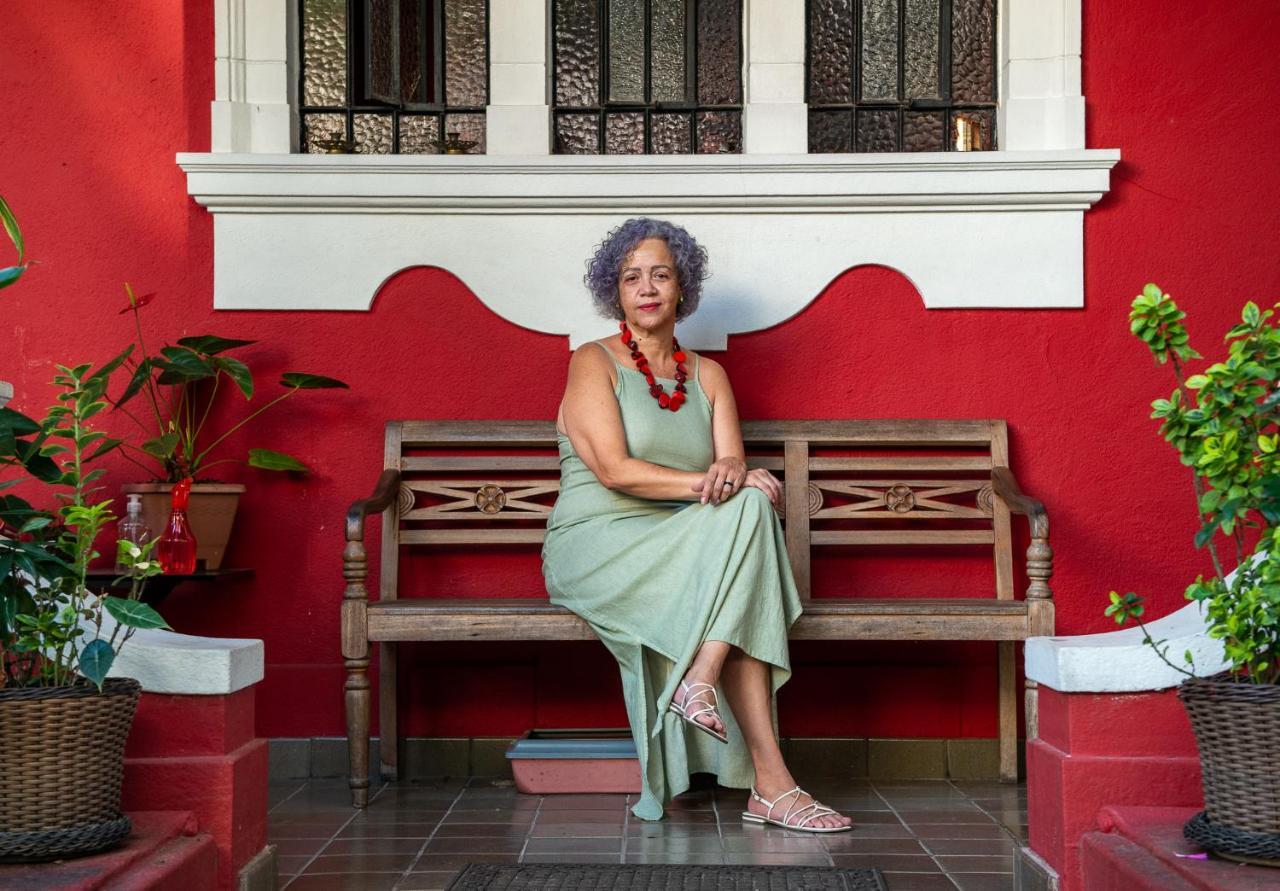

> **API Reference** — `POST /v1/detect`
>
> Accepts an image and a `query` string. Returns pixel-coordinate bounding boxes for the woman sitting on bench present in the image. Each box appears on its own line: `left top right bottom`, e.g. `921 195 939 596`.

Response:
541 217 853 833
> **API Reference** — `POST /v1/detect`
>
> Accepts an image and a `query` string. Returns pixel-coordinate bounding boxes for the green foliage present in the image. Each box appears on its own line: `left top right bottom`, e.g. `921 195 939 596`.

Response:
1111 284 1280 685
0 194 27 291
112 284 349 482
1 360 167 691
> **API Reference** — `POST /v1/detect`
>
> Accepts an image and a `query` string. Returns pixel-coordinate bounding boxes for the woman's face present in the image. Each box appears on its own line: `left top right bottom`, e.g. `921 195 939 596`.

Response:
618 237 680 329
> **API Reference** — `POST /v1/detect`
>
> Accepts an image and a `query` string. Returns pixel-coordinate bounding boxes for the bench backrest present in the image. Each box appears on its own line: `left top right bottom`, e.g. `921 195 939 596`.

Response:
384 419 1014 603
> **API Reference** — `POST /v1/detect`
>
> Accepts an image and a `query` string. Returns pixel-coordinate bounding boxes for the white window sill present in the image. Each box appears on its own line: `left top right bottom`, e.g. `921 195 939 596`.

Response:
178 149 1119 348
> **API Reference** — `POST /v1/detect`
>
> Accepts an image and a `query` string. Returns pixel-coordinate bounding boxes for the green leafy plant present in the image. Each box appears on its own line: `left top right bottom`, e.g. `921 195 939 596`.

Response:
1 357 168 690
1106 284 1280 685
114 283 349 482
0 195 29 290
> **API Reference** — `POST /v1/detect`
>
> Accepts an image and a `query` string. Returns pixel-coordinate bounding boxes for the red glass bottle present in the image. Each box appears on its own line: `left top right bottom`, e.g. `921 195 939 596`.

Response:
156 477 198 574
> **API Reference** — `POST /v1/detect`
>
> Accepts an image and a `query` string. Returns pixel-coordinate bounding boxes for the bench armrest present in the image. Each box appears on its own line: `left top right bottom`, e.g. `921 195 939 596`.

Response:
992 466 1054 610
345 468 402 543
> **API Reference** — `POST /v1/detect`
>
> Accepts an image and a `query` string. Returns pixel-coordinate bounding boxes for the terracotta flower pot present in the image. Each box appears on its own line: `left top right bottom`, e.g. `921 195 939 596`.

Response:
121 483 245 570
0 678 141 861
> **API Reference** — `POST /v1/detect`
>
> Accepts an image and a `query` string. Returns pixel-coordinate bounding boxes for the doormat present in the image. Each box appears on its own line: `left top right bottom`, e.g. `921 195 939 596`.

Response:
446 863 887 891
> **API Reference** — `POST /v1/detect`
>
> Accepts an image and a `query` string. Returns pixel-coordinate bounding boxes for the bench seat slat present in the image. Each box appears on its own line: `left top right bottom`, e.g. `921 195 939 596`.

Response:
365 598 1033 643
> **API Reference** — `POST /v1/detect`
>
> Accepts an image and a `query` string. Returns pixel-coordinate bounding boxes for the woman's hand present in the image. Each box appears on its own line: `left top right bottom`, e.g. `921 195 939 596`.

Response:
692 457 747 505
740 468 783 508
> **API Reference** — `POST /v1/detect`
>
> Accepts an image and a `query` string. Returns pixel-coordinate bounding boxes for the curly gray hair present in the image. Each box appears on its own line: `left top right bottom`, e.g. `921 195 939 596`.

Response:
583 217 709 322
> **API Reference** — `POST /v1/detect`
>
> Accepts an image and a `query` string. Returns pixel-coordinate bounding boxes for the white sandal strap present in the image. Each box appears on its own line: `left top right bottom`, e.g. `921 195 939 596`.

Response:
749 786 838 828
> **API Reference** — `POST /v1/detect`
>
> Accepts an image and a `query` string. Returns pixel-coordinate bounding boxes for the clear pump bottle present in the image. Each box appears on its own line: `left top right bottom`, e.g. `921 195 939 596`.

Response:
115 493 152 571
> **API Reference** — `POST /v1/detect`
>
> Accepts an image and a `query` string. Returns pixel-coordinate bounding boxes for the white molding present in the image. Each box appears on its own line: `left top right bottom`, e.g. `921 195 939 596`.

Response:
213 0 293 153
178 150 1117 348
0 381 11 409
85 614 265 695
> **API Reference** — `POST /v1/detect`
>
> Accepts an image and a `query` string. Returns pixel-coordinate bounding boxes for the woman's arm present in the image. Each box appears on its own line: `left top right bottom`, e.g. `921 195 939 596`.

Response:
561 344 705 501
697 357 783 507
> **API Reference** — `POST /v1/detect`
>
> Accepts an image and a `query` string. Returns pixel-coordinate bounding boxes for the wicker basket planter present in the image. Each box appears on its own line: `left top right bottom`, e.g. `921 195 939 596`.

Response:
0 677 141 862
1180 673 1280 866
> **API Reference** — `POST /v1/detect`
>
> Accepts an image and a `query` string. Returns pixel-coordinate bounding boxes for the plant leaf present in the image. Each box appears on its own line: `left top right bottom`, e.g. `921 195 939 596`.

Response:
103 596 171 630
141 431 180 460
156 347 215 383
79 639 115 690
88 345 134 384
0 407 40 438
86 436 124 462
212 356 254 399
177 335 256 356
247 448 310 472
280 372 348 390
0 265 25 290
0 195 23 263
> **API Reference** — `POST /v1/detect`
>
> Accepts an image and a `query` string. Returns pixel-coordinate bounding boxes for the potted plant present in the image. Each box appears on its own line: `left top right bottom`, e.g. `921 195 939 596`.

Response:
1106 284 1280 865
1 356 169 861
113 284 348 568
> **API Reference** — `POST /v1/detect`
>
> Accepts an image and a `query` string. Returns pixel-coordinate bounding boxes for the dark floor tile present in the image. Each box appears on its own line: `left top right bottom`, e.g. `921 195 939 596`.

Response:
303 852 418 873
920 838 1015 856
275 838 331 856
429 824 530 840
625 853 728 864
625 837 725 854
276 855 313 876
535 809 627 824
907 824 1011 840
423 837 526 854
523 837 624 855
658 812 718 824
337 822 439 840
842 810 905 825
629 823 722 838
829 854 941 872
321 837 427 855
537 794 630 810
722 852 833 865
519 854 622 864
411 853 521 870
720 836 827 853
528 822 625 838
880 874 959 891
821 838 927 856
354 809 448 824
948 874 1014 891
935 855 1012 873
444 809 537 824
824 824 914 840
284 873 401 890
395 872 458 891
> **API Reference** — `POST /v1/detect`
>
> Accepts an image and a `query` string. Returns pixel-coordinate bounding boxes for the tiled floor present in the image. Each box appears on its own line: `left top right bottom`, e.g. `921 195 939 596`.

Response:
268 776 1028 891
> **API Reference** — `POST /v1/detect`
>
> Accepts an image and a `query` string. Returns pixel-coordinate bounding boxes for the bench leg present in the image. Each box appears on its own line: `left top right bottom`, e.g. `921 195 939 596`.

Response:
998 641 1018 783
345 655 371 807
379 641 399 781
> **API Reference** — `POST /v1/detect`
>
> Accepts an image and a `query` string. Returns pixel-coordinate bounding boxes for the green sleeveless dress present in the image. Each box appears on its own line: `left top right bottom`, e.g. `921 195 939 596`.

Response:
541 341 803 821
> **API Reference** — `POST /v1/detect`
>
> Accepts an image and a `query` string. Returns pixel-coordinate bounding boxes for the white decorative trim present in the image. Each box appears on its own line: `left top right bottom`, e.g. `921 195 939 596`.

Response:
213 0 293 153
1025 603 1228 694
0 381 12 409
179 150 1117 348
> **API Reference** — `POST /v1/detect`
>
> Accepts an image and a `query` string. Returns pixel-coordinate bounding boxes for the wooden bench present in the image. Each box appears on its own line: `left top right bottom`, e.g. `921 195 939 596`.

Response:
342 419 1054 806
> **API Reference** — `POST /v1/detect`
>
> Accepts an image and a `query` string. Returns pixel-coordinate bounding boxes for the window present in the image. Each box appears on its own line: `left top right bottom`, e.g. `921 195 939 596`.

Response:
552 0 743 154
806 0 996 152
299 0 489 154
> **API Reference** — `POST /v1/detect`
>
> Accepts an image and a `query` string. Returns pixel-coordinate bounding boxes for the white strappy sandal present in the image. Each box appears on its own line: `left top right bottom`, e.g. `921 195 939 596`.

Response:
667 680 728 744
741 785 853 833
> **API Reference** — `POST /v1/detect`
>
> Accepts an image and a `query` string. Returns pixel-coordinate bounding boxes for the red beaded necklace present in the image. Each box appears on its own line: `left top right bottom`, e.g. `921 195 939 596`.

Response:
619 321 688 411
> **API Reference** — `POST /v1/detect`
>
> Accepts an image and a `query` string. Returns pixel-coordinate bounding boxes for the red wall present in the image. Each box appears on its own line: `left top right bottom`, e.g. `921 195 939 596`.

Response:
3 1 1278 741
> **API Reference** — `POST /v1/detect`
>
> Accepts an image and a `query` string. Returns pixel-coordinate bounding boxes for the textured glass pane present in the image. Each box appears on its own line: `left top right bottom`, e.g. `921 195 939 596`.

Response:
555 0 600 106
400 0 424 103
555 113 600 154
698 0 741 105
445 0 487 107
651 113 691 154
302 0 347 106
650 0 686 103
444 112 486 153
950 108 994 150
808 110 852 153
952 0 995 102
905 0 941 99
608 0 645 103
696 111 741 154
302 113 347 153
606 113 645 154
367 0 397 102
399 115 441 153
354 113 394 153
807 0 853 105
904 111 944 151
856 108 898 152
860 0 899 101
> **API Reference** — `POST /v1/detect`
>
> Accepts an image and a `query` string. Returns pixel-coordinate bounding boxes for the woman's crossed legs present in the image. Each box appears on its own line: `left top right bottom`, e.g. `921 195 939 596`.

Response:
672 641 853 830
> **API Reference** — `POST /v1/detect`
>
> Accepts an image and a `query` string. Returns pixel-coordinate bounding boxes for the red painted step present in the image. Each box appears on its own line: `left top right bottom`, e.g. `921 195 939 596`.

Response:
1081 805 1280 891
0 812 217 891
